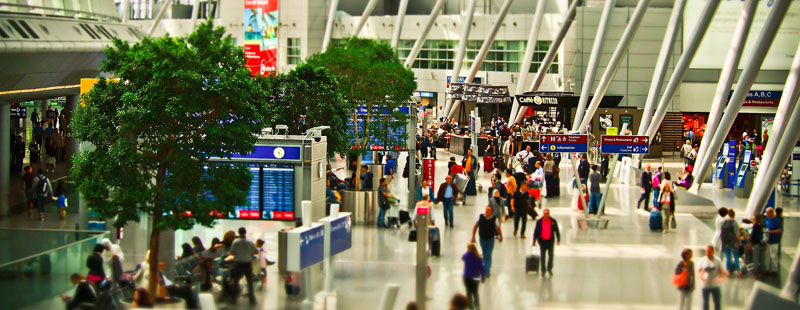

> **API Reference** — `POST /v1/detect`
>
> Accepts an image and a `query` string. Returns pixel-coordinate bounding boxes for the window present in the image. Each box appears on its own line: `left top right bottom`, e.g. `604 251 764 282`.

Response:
395 40 558 74
287 38 301 65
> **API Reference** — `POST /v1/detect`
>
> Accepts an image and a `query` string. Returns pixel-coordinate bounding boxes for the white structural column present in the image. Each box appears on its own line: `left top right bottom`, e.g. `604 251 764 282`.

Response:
744 41 800 217
147 0 173 37
644 0 721 140
190 0 200 29
442 0 477 119
511 0 580 124
571 0 616 131
391 0 409 48
321 0 340 51
0 103 9 218
121 0 130 23
404 0 446 68
576 0 650 132
508 0 547 121
691 0 758 183
691 0 791 191
636 0 685 137
446 0 515 119
352 0 379 37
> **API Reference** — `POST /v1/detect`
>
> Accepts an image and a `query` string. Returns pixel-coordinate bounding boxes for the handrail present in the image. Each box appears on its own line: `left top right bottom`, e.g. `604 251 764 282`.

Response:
0 230 109 269
0 2 121 23
0 227 105 233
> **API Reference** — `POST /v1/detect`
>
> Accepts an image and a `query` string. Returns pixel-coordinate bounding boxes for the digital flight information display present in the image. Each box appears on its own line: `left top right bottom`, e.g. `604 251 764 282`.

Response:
231 164 262 219
262 163 295 220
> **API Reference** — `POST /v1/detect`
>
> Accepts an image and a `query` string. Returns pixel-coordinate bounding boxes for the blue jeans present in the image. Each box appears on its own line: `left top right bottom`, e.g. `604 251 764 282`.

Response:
479 238 495 276
377 207 387 228
702 287 721 310
652 187 661 207
465 171 476 195
723 247 740 272
36 195 47 214
588 192 601 214
442 198 455 227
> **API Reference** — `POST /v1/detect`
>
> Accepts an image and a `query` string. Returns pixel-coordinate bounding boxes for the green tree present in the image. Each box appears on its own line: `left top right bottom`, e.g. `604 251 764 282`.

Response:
262 63 348 157
71 21 266 299
306 38 417 189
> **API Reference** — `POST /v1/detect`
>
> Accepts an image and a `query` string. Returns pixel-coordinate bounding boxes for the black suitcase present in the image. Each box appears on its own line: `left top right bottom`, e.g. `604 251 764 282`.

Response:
526 254 540 273
399 210 410 224
408 229 417 242
429 226 441 256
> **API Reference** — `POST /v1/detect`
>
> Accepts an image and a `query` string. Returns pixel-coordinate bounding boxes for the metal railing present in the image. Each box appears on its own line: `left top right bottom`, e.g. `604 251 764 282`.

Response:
0 2 121 22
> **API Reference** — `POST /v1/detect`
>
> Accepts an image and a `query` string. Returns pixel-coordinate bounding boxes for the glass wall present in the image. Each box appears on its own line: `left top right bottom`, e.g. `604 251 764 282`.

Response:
0 229 109 309
397 40 558 73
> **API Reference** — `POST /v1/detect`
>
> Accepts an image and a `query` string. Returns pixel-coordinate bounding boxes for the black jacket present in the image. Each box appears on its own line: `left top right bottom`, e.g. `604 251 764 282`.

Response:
66 281 96 310
641 171 652 189
578 160 590 179
461 155 480 173
533 217 561 243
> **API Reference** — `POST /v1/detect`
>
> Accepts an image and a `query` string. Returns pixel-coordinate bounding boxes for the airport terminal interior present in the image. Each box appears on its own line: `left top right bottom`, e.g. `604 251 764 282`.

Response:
1 0 800 309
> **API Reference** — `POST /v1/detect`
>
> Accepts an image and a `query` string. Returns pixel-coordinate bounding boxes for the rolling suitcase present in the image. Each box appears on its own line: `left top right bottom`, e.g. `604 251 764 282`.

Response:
429 226 441 256
494 156 505 170
526 254 540 273
483 156 494 172
399 210 410 224
455 174 469 193
408 229 417 242
649 209 663 231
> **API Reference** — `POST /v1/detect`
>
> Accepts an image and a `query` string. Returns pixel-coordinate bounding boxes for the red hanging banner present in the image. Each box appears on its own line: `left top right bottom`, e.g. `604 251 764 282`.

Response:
244 0 278 76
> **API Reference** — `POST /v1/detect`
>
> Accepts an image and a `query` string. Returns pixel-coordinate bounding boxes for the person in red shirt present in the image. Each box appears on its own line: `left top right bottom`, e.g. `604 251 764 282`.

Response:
21 166 36 217
532 208 560 276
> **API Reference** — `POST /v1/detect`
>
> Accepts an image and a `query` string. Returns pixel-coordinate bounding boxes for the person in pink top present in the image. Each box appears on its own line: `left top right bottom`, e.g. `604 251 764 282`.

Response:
532 209 560 276
652 166 663 209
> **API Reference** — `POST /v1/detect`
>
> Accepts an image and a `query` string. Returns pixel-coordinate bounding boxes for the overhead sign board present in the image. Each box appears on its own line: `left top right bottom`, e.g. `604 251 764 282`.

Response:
539 134 588 153
10 107 26 118
600 135 651 154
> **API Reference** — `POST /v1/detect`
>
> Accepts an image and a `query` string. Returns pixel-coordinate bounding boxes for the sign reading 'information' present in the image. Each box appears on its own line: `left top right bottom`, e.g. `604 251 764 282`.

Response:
539 134 588 153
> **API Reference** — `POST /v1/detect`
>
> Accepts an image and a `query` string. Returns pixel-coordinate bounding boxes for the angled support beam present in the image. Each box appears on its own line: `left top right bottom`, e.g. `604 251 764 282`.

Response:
511 0 580 124
636 0 686 137
447 0 515 119
744 40 800 218
147 0 174 37
391 0 409 48
442 0 477 120
352 0 379 37
576 0 650 132
121 0 130 23
643 0 721 144
571 0 616 131
508 0 547 122
691 0 758 184
691 0 791 191
321 0 340 52
404 0 446 68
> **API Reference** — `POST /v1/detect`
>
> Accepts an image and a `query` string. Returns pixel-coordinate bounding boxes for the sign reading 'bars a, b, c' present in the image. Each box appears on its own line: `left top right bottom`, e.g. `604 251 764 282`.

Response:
539 134 589 153
600 135 651 154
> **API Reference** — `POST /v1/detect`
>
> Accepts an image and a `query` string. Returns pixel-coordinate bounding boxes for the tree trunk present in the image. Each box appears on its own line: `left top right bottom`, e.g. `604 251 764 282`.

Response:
147 214 161 304
354 155 362 190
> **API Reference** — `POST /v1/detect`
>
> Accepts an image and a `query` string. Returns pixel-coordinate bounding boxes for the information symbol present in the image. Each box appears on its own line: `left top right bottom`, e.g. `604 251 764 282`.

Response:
550 145 556 151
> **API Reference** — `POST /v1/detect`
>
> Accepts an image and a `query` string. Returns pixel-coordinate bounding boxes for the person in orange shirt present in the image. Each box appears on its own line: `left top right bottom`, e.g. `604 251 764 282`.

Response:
504 168 517 222
461 149 479 196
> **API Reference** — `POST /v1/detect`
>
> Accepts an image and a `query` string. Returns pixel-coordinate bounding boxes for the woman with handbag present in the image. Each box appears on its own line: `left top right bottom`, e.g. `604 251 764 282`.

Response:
673 248 695 310
659 172 676 233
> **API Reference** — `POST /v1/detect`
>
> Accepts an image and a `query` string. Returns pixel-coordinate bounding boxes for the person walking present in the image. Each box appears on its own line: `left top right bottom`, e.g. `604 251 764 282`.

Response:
652 167 663 209
578 154 590 186
437 175 458 228
637 165 653 211
32 169 53 221
377 178 392 228
698 245 724 310
504 168 517 221
681 140 693 167
659 172 675 233
384 154 396 193
488 189 504 227
543 154 557 198
462 149 479 196
674 248 696 310
764 207 783 274
230 227 258 305
22 166 36 218
460 243 485 309
711 208 728 255
502 137 514 169
750 214 767 278
720 209 742 277
588 165 602 215
511 181 530 238
471 206 503 277
532 209 560 276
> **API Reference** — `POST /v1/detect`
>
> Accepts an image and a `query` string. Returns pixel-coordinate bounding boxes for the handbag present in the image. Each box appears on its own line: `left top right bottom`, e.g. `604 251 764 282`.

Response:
672 263 689 287
670 216 677 229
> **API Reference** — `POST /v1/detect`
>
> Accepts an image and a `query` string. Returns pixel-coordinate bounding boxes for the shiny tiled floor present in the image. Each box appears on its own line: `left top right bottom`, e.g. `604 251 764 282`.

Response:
7 152 798 310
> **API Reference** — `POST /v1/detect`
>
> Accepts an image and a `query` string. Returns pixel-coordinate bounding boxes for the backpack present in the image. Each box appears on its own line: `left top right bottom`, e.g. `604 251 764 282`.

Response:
36 176 48 196
721 220 738 247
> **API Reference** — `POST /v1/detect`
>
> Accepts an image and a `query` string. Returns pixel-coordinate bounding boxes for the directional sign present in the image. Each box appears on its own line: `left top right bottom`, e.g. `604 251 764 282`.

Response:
539 134 588 153
10 107 26 118
600 135 651 154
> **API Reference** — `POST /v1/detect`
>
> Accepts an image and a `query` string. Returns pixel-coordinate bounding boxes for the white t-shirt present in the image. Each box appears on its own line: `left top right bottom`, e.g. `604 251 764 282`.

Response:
697 256 724 288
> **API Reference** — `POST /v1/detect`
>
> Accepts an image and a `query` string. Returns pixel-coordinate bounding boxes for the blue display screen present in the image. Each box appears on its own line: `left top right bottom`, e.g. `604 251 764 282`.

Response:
261 163 295 220
231 164 262 219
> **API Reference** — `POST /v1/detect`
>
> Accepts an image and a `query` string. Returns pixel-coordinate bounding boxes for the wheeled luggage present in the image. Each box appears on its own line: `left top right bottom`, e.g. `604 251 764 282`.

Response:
483 156 494 172
649 209 663 231
525 254 540 273
494 156 505 170
455 174 469 193
429 226 441 256
399 210 410 224
408 228 417 242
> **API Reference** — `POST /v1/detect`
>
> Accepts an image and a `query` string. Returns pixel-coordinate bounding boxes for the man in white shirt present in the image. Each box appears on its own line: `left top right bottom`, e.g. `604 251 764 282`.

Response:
502 137 514 169
697 245 725 310
516 145 533 166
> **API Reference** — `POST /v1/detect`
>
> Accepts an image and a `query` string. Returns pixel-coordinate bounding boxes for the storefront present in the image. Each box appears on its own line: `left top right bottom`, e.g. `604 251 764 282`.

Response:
516 91 631 134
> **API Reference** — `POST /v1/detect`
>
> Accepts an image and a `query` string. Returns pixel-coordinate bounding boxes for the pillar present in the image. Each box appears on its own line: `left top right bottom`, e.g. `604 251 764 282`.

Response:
0 104 10 217
508 0 547 121
442 0 477 120
571 0 616 131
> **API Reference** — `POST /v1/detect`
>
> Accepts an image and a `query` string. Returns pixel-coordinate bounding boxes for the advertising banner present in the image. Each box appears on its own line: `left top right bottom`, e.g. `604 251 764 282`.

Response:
423 158 435 186
244 0 278 76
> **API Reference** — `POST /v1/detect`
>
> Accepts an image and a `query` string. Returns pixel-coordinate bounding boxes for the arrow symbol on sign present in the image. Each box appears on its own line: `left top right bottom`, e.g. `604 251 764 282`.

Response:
643 147 649 152
541 146 547 151
643 137 649 144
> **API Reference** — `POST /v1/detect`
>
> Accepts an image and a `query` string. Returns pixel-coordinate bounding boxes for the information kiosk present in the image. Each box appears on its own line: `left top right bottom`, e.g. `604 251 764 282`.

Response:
735 150 754 198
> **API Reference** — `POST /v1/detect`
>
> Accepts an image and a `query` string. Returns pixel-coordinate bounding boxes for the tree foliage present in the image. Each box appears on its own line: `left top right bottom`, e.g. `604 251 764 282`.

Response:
71 20 266 298
262 63 347 157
